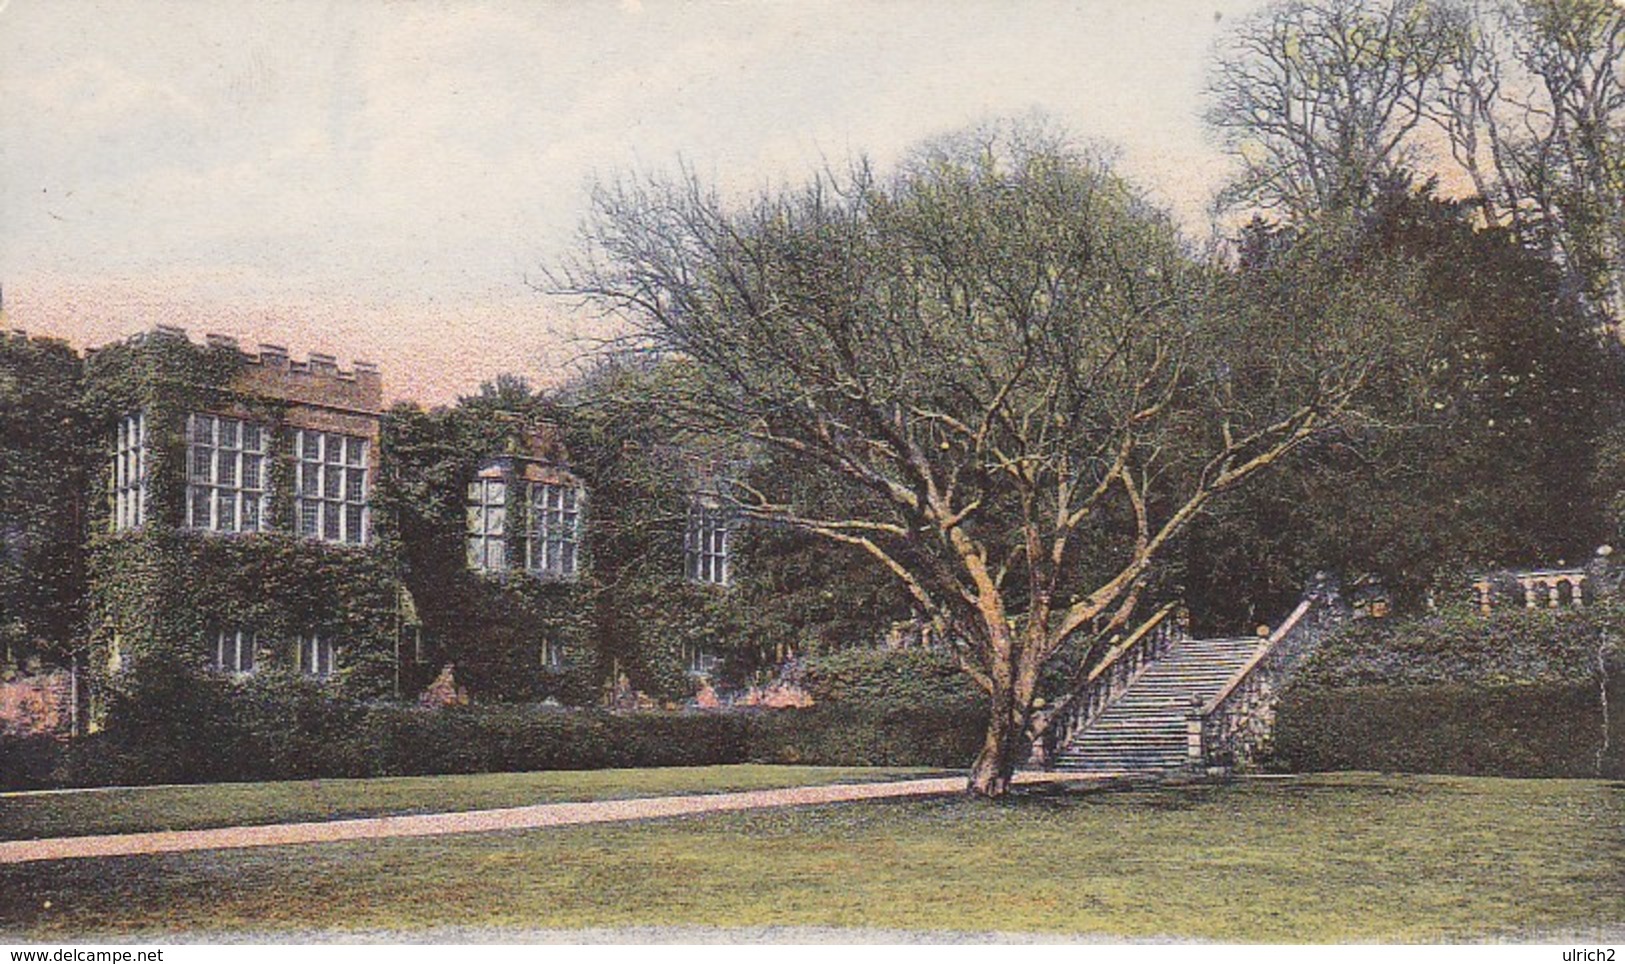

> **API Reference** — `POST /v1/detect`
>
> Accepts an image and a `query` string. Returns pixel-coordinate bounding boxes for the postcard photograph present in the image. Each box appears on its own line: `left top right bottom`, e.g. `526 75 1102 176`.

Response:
0 0 1621 951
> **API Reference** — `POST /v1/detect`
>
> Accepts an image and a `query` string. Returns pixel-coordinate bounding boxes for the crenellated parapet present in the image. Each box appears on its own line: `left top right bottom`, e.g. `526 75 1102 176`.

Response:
101 326 383 416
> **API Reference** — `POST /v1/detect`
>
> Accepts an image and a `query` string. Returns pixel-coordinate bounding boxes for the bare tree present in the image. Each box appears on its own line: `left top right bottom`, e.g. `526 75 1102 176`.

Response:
1206 0 1463 219
555 125 1395 796
1435 0 1625 329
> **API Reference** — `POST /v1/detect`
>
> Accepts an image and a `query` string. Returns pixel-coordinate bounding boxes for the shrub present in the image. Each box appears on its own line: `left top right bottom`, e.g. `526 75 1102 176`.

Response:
747 704 986 768
0 732 67 791
1269 676 1623 779
21 663 993 788
1296 598 1622 688
759 650 986 768
93 665 243 785
232 673 364 780
344 705 752 777
1268 602 1624 778
797 648 983 711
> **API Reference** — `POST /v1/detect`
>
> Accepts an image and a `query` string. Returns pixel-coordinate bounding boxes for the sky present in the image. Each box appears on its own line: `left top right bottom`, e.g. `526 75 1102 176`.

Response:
0 0 1268 404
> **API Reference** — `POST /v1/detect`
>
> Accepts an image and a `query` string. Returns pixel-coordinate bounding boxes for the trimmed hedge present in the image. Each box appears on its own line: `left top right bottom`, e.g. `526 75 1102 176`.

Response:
1266 600 1625 778
0 733 65 791
43 704 755 787
1 698 986 790
3 647 993 789
797 649 983 711
347 705 752 777
1270 677 1624 778
1294 599 1621 688
747 704 987 768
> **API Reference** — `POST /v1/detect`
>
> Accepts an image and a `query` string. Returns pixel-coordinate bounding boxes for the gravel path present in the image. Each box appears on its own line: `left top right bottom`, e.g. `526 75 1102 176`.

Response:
0 770 1106 865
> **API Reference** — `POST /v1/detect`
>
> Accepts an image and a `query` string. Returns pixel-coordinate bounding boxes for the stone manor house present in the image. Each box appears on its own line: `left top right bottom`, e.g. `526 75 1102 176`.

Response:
2 325 760 732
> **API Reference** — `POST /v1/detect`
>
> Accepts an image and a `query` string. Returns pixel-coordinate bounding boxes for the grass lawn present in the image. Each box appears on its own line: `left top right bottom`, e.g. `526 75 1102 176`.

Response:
0 764 937 841
1 772 1620 941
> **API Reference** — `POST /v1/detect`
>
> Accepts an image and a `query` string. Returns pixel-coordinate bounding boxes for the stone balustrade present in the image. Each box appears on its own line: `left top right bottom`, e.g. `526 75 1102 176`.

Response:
1192 580 1347 771
1472 568 1589 613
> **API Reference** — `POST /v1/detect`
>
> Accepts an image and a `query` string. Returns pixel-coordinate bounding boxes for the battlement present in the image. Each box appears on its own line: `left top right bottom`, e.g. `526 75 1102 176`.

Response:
6 328 76 350
113 326 383 414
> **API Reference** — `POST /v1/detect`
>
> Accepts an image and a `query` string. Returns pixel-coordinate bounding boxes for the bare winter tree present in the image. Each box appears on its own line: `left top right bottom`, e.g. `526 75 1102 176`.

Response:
554 125 1400 796
1212 0 1623 329
1206 0 1465 218
1434 0 1625 330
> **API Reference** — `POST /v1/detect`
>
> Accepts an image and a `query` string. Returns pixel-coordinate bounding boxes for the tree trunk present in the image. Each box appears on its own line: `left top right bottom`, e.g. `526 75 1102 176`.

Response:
968 663 1039 798
966 615 1048 798
967 695 1019 797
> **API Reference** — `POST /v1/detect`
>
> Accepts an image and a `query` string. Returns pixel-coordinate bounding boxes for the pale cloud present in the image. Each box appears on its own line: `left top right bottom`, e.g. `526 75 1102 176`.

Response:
20 53 200 126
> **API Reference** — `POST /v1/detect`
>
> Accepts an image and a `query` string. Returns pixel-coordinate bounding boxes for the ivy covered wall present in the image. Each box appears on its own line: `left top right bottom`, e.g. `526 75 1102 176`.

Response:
378 390 597 703
6 331 912 716
556 362 907 698
377 363 911 707
380 370 753 705
0 333 91 671
81 332 399 715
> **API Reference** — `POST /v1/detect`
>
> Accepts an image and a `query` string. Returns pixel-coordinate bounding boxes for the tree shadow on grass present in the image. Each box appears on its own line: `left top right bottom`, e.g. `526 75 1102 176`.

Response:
1000 776 1221 813
1000 771 1444 814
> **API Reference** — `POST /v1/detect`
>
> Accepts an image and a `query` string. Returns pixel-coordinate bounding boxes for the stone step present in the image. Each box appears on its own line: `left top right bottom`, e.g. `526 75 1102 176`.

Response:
1062 748 1184 754
1075 731 1183 739
1116 681 1233 691
1123 682 1241 692
1059 752 1183 759
1072 730 1184 740
1054 758 1185 772
1132 673 1246 681
1141 659 1251 667
1056 759 1185 768
1071 731 1184 741
1077 728 1183 735
1071 729 1185 739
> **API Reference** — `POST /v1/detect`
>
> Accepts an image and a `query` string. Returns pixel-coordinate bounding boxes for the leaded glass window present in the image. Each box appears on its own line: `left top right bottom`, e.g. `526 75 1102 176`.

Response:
112 411 147 530
213 629 258 675
685 502 731 585
526 482 582 578
466 478 507 572
186 414 270 533
295 431 368 544
298 633 336 678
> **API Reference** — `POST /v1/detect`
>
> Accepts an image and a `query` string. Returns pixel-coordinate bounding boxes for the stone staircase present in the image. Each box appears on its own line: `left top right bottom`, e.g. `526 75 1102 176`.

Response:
1053 634 1262 773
